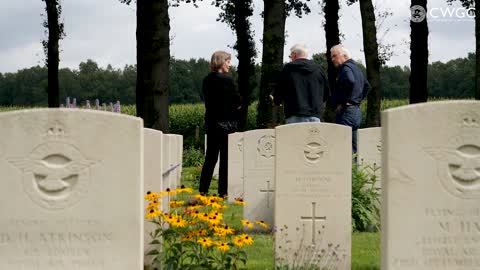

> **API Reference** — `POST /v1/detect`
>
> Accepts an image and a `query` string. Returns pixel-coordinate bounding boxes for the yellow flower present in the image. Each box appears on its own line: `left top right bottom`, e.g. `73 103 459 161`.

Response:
208 211 223 220
241 219 254 228
241 234 254 245
144 191 159 201
145 209 161 220
182 233 194 241
233 198 246 206
170 200 184 208
146 200 160 210
255 220 269 229
207 215 222 226
172 218 187 228
160 188 176 196
198 213 210 222
233 236 245 247
176 185 194 194
197 237 214 248
217 242 230 252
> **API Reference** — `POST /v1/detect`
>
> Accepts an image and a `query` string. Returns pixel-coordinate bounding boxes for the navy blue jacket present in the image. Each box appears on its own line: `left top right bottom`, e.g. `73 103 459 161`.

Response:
272 59 330 119
333 59 370 106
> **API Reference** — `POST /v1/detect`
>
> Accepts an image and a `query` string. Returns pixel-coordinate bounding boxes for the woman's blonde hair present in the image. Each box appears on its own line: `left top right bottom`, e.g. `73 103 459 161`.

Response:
210 51 231 72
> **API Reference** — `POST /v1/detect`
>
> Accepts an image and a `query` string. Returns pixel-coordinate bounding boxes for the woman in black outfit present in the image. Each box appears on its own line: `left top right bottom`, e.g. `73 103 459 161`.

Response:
199 51 241 198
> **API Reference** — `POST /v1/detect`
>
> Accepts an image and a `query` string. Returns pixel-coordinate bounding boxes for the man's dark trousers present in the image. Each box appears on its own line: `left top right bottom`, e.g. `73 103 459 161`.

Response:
335 105 362 154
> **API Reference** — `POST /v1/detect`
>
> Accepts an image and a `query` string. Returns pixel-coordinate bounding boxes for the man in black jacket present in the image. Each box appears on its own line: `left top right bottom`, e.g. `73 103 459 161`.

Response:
272 44 330 124
330 44 370 155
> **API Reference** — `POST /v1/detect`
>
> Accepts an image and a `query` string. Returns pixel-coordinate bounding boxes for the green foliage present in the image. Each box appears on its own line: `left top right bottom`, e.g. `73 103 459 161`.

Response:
183 147 205 167
351 159 381 232
145 191 253 270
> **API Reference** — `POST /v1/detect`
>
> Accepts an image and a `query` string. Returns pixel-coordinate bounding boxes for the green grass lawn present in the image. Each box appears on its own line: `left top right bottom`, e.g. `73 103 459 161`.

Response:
178 169 380 269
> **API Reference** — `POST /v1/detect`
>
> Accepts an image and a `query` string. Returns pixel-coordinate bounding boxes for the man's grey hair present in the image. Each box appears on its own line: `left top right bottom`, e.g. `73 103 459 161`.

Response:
290 44 309 57
331 44 351 60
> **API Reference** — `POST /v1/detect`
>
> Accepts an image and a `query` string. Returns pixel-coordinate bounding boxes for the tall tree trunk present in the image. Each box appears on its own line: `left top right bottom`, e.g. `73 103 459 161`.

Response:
257 0 286 128
233 0 257 131
136 0 170 131
476 0 480 99
409 0 428 104
359 0 381 127
323 0 340 122
44 0 61 108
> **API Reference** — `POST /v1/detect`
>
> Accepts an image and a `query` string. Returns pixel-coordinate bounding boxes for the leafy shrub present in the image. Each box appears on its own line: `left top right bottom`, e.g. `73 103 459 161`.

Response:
351 159 381 232
183 146 205 167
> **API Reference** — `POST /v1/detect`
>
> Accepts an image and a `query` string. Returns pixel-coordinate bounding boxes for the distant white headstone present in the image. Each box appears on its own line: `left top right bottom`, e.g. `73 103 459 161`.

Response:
143 128 162 268
243 129 275 226
358 127 382 188
381 101 480 270
228 132 244 202
274 123 351 269
0 109 144 270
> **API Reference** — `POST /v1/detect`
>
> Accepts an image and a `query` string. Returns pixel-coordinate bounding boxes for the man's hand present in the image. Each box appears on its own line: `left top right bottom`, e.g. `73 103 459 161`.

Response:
335 104 343 113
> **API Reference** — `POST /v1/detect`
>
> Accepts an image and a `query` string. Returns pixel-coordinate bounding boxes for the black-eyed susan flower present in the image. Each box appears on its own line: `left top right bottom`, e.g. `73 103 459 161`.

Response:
144 191 159 201
233 236 245 247
145 209 161 220
176 185 194 194
241 219 254 228
217 242 230 252
172 218 187 228
233 198 246 206
169 200 184 208
255 220 269 229
160 188 176 196
197 237 213 248
241 234 254 245
146 200 160 210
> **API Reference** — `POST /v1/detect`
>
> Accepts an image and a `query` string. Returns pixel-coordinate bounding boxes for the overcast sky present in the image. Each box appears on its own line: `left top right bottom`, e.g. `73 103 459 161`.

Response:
0 0 474 73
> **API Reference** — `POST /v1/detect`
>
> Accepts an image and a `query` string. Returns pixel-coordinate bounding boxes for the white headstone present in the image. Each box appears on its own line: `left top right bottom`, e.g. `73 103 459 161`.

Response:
228 132 244 202
0 109 144 270
274 123 351 269
243 129 275 226
176 135 183 186
381 101 480 270
143 128 162 268
358 127 382 187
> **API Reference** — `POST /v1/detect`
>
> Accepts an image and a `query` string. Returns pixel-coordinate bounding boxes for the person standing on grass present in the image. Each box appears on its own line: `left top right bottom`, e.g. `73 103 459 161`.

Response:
330 44 370 155
199 51 241 198
271 43 330 124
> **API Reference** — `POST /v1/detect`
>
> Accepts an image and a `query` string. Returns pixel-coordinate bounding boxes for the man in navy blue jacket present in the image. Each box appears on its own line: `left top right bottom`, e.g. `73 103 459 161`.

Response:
330 44 370 155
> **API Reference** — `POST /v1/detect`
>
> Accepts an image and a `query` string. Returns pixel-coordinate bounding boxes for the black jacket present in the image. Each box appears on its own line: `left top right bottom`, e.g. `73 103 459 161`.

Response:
333 59 370 107
272 59 330 119
202 72 241 133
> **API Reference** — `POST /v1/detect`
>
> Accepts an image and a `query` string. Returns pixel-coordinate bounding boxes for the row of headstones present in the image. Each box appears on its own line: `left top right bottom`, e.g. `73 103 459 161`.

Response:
0 100 478 269
226 100 480 269
60 97 122 113
0 108 183 270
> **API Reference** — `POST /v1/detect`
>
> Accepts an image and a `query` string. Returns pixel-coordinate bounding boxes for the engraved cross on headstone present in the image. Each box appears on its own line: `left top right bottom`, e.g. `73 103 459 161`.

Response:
300 202 326 244
259 179 275 208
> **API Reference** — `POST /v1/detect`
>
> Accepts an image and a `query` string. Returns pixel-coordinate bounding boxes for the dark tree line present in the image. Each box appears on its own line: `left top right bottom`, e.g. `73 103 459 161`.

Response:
0 53 475 107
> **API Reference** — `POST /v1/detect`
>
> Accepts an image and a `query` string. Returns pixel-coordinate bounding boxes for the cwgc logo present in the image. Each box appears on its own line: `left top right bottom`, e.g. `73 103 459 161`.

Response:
411 5 426 23
8 123 97 210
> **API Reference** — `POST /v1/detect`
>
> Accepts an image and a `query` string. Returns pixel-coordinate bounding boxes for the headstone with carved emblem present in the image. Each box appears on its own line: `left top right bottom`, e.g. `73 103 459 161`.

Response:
143 128 163 268
381 101 480 270
243 129 275 226
228 132 244 202
274 123 351 269
0 109 143 270
358 127 382 188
